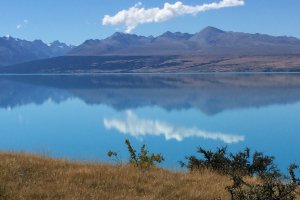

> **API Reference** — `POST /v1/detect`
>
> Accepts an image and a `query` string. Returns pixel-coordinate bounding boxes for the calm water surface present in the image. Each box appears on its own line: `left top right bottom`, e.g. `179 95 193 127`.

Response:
0 74 300 170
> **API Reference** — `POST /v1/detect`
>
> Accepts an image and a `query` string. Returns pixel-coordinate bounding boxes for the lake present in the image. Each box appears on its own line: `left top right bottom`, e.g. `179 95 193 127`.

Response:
0 73 300 171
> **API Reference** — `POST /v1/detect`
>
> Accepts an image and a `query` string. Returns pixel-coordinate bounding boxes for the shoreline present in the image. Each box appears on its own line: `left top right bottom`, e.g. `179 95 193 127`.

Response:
1 71 300 76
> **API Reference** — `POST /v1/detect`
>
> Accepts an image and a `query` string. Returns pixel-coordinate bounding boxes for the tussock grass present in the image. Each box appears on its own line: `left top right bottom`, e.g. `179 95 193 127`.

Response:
0 152 231 200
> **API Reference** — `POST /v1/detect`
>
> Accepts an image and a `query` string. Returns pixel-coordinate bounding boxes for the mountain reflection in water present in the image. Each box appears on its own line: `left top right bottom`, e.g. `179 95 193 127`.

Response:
1 74 300 114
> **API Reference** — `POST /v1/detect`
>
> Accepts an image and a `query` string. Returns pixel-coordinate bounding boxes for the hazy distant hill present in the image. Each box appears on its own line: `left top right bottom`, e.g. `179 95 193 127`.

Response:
0 36 74 66
69 27 300 56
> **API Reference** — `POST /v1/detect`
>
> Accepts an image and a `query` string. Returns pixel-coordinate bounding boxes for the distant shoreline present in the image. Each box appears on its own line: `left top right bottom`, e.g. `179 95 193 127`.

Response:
1 55 300 74
1 71 300 76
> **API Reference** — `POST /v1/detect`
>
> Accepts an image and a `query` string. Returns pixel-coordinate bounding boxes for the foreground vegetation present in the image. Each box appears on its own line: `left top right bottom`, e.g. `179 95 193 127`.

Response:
0 141 299 199
0 152 231 200
181 147 300 200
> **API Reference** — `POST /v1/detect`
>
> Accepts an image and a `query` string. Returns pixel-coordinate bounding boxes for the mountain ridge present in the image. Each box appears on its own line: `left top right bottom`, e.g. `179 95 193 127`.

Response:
1 27 300 73
0 35 74 66
68 26 300 56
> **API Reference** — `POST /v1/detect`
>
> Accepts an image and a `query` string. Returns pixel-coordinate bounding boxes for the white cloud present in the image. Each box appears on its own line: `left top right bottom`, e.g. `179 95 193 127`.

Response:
102 0 245 33
103 111 245 144
16 19 29 29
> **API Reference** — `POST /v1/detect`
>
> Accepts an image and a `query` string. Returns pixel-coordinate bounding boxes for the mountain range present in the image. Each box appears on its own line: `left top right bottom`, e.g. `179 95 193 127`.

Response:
69 26 300 56
0 35 74 66
1 26 300 73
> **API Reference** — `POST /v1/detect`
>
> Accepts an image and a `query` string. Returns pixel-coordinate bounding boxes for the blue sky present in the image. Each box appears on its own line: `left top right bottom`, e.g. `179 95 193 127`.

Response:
1 0 299 45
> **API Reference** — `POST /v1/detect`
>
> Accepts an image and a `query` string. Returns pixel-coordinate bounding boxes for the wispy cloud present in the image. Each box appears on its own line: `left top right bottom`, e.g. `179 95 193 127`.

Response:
103 111 245 144
102 0 245 33
16 19 29 29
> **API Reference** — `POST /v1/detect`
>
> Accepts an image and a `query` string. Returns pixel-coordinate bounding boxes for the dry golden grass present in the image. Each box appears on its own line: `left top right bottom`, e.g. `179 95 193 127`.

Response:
2 152 299 200
0 152 232 200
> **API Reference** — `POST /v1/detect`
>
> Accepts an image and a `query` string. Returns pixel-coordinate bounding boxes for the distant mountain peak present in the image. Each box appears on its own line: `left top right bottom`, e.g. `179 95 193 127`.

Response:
50 40 73 48
109 32 138 40
32 39 45 44
51 40 63 45
189 26 226 42
159 31 192 40
4 35 12 39
1 35 18 41
200 26 225 34
111 31 128 37
0 36 75 66
161 31 173 37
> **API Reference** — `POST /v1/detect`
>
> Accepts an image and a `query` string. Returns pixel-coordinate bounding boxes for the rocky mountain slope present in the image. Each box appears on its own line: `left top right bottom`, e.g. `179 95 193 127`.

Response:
69 27 300 56
0 35 74 66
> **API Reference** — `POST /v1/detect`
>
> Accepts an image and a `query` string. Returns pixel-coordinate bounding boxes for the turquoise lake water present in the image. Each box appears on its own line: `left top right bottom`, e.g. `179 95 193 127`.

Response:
0 74 300 170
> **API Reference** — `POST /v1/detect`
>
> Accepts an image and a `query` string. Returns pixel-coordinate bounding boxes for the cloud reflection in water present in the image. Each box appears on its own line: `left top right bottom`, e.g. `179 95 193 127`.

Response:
103 111 245 144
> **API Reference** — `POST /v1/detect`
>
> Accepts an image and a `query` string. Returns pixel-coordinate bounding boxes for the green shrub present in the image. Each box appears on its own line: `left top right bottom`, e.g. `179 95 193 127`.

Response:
227 164 299 200
108 139 164 169
181 147 300 200
107 150 122 165
180 147 280 177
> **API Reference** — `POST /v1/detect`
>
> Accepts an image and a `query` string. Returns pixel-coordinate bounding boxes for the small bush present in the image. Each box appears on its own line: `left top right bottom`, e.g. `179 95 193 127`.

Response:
181 147 300 200
125 139 164 168
108 139 164 169
227 164 299 200
107 150 121 164
180 147 279 177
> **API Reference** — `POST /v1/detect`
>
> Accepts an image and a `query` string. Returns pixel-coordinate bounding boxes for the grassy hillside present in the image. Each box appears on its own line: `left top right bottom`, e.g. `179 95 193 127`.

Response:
0 152 231 200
